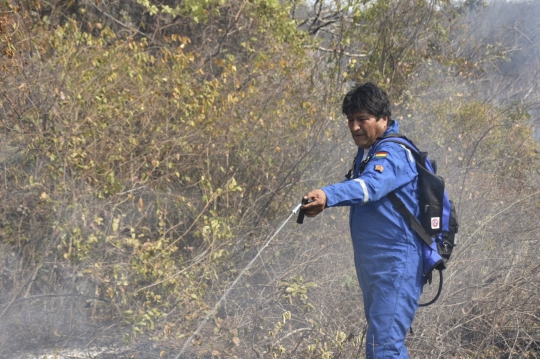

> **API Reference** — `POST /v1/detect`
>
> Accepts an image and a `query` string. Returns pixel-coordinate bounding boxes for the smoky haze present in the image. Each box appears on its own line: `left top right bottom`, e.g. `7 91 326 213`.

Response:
459 0 540 139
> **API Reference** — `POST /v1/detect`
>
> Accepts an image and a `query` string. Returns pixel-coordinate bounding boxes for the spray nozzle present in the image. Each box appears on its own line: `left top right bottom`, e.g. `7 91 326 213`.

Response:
296 197 313 224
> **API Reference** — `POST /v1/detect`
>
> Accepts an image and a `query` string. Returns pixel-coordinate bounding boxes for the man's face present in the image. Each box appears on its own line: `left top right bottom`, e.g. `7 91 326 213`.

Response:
347 111 388 149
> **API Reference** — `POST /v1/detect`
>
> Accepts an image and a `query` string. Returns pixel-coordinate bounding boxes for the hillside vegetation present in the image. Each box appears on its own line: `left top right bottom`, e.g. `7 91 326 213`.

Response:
1 0 539 358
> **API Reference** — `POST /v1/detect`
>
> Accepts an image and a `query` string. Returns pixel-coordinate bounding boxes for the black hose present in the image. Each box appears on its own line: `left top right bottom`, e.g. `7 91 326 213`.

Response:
419 270 443 307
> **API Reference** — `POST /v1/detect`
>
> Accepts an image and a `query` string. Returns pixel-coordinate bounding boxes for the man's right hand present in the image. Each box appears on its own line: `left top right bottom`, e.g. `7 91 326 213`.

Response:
301 189 327 217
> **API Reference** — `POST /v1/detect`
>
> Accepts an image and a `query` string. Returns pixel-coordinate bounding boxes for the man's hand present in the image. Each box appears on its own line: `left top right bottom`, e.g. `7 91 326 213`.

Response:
301 189 327 217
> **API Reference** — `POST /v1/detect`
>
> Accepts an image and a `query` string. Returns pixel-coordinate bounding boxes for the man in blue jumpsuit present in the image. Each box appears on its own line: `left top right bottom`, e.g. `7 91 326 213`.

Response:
302 82 423 359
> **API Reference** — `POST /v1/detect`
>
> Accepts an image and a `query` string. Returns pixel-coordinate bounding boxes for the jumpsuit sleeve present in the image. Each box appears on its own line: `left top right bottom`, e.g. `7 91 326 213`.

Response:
322 142 417 207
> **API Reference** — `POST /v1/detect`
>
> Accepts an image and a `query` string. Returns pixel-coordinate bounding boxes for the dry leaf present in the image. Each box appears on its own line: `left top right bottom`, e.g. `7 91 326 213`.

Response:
138 197 144 212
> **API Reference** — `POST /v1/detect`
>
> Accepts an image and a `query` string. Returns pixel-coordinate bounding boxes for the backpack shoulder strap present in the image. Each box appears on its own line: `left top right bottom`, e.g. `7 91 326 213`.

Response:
374 135 433 247
375 134 421 155
387 192 433 246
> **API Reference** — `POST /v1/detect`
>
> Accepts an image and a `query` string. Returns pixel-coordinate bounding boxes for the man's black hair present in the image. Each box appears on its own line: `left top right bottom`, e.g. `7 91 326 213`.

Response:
342 82 393 123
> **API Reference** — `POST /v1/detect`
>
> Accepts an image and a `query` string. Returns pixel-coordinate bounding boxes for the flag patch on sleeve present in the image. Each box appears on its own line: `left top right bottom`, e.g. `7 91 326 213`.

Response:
374 151 388 159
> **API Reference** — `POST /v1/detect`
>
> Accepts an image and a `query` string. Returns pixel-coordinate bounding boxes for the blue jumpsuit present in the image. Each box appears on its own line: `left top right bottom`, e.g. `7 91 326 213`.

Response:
322 122 424 359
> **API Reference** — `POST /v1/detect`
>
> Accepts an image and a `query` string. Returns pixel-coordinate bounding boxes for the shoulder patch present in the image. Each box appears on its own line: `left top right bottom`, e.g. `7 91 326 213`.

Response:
374 151 388 159
374 164 384 173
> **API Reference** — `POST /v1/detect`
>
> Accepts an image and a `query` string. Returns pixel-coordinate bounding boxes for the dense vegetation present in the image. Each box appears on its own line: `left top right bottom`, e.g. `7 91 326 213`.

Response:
0 0 539 358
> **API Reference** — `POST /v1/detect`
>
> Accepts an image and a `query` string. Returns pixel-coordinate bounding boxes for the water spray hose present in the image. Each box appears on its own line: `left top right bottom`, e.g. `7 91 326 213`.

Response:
174 202 304 359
